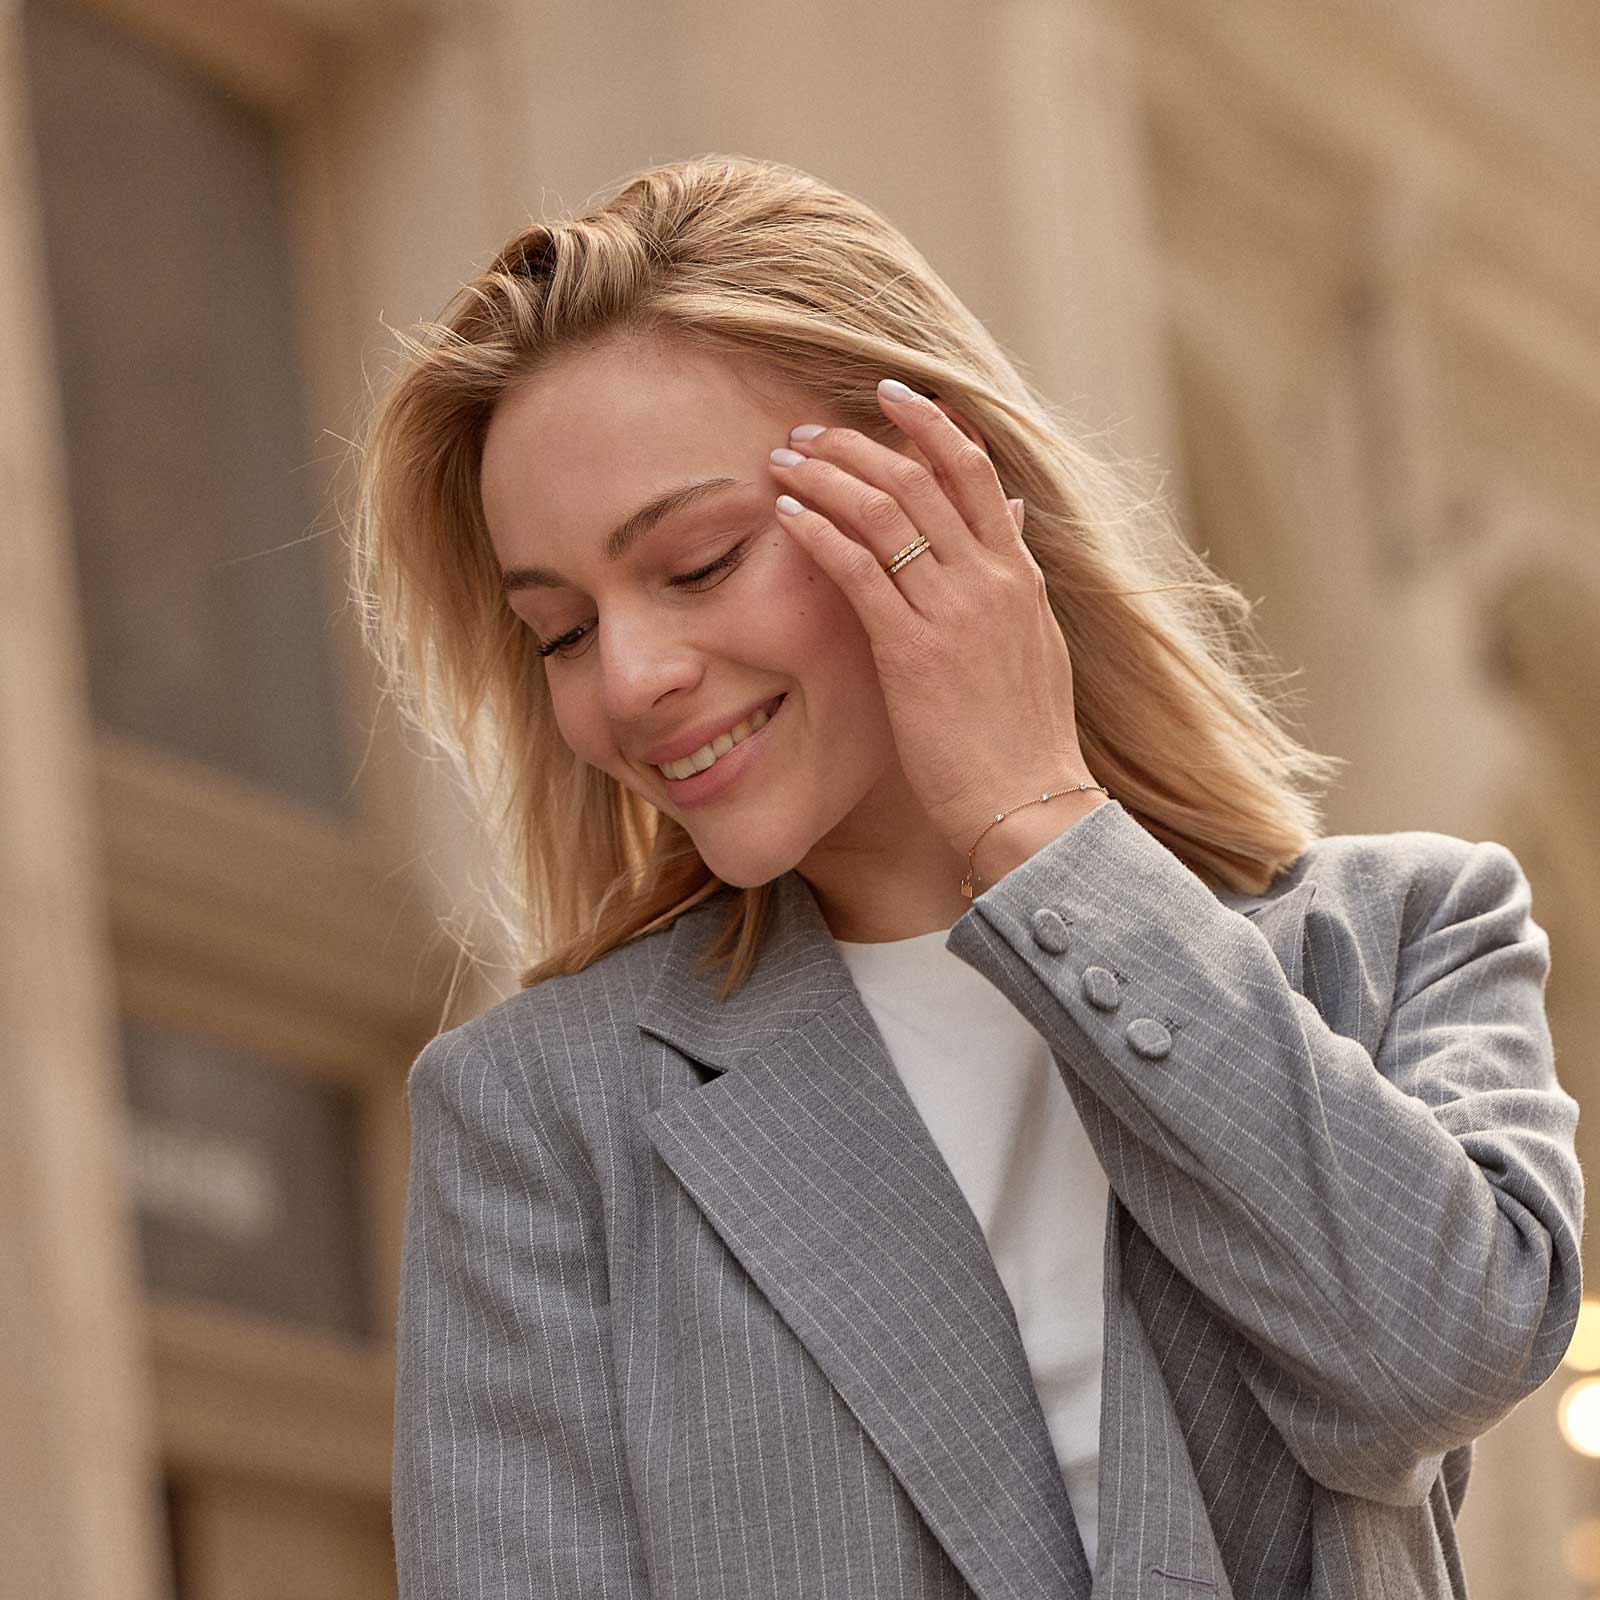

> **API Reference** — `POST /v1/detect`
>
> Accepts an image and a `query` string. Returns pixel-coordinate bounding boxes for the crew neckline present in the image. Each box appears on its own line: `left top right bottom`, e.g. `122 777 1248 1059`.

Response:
830 923 966 994
832 925 953 951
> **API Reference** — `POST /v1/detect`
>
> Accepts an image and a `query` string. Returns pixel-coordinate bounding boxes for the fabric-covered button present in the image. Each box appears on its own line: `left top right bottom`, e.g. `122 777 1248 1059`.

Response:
1030 908 1072 954
1082 965 1120 1010
1125 1017 1172 1060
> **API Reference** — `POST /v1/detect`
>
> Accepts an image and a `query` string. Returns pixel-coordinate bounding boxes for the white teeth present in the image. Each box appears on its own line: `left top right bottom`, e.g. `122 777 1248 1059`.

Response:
657 703 775 780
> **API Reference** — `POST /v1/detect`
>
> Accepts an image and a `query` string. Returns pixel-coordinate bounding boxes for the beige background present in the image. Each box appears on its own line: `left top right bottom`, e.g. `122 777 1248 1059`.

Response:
3 0 1595 1595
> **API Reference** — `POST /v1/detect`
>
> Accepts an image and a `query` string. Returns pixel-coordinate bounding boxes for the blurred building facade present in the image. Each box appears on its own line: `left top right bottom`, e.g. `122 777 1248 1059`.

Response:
2 0 1595 1596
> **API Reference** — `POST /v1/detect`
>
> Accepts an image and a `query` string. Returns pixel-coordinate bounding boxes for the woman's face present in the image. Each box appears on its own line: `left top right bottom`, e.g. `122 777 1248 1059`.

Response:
479 333 965 918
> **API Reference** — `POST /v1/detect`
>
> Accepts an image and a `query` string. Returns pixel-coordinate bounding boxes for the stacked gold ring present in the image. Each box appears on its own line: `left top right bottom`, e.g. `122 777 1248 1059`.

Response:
883 534 932 575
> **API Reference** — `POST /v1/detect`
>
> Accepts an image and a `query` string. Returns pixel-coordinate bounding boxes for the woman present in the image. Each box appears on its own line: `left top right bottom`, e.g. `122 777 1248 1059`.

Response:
352 155 1583 1598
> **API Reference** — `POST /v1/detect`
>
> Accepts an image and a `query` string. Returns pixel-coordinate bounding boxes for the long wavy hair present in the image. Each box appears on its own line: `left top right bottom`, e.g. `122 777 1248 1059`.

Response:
347 153 1344 1002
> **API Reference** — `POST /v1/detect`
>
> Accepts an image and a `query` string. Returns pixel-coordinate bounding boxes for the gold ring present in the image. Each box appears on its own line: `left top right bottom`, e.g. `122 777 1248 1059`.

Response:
884 534 932 575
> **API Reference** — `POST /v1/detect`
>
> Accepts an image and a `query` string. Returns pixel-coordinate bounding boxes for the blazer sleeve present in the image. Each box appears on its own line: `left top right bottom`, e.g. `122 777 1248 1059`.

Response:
944 798 1584 1509
391 1025 651 1598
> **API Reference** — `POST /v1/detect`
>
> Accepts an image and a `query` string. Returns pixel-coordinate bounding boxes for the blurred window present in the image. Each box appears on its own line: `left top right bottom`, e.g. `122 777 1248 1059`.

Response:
21 0 351 814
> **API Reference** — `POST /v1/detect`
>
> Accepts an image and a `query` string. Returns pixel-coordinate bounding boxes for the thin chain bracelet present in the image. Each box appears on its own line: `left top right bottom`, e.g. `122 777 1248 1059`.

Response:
960 782 1112 899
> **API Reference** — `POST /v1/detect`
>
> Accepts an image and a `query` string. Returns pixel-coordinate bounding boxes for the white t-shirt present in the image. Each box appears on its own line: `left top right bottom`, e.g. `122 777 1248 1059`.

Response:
833 925 1109 1574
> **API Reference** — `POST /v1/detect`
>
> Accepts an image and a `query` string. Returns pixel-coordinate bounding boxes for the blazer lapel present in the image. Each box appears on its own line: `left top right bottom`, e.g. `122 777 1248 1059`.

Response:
637 869 1095 1600
636 860 1320 1600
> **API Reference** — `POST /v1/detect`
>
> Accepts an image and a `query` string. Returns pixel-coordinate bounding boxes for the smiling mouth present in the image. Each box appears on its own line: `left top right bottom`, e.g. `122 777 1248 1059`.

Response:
654 693 786 781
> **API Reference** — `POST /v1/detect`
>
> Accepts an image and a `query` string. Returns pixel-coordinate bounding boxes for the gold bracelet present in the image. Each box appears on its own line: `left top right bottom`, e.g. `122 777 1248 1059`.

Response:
960 782 1111 899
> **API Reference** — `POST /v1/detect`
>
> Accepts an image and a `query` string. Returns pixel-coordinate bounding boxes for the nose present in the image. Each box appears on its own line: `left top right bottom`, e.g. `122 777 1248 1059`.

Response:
596 612 705 737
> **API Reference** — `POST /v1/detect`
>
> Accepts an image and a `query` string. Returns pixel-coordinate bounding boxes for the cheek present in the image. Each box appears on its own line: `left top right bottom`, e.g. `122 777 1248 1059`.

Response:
768 535 871 654
770 561 888 733
549 693 606 766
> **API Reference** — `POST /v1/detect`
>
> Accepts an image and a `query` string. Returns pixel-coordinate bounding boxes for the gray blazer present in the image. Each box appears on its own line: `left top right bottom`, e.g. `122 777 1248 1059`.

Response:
391 798 1583 1599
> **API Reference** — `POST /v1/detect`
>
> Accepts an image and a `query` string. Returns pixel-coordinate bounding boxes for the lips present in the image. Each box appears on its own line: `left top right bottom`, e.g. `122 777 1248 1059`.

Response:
641 693 786 768
653 690 788 803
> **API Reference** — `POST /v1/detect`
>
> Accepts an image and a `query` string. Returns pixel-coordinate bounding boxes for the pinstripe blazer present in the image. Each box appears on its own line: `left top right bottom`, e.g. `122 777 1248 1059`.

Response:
392 798 1584 1599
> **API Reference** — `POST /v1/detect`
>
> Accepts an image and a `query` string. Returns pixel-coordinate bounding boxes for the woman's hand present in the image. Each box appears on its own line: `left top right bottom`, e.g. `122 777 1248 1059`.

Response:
768 378 1100 878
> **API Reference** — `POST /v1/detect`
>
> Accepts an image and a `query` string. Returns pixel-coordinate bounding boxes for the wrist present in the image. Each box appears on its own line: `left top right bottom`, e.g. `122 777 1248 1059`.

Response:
962 781 1111 897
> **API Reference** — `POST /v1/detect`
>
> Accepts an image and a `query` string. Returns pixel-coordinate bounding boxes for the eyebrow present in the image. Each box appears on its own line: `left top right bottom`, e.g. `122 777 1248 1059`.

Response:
498 476 746 593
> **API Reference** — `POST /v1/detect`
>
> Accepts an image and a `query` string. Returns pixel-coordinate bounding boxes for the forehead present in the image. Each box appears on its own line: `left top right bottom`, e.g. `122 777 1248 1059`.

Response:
479 335 805 553
484 336 804 480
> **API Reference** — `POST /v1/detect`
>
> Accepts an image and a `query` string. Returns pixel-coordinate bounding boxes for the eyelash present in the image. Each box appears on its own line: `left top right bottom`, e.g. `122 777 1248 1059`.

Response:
533 543 747 659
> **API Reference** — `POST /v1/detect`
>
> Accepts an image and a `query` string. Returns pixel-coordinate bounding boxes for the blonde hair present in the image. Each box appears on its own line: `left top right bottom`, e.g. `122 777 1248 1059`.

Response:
348 153 1344 1002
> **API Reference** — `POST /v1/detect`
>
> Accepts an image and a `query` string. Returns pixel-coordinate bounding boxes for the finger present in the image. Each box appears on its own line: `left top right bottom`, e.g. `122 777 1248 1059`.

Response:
768 445 953 586
875 379 1016 556
774 492 925 641
775 426 976 573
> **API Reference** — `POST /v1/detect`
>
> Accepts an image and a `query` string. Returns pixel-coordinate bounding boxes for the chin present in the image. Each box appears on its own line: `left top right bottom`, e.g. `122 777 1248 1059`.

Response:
691 828 810 892
700 850 802 892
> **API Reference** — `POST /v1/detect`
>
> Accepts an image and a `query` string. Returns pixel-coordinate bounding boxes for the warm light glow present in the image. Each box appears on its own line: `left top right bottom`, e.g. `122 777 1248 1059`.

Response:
1561 1517 1600 1583
1562 1298 1600 1372
1557 1377 1600 1456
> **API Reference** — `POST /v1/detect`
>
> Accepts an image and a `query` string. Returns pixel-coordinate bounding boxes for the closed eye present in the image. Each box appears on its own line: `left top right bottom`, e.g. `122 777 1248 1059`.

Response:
671 544 744 590
533 540 748 659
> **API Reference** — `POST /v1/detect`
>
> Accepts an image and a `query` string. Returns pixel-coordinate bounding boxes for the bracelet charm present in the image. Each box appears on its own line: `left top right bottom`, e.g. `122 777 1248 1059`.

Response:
960 782 1112 899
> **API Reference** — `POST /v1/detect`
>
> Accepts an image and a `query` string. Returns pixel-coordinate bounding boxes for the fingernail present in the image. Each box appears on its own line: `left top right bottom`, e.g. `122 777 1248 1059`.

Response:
878 378 919 404
789 424 827 441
